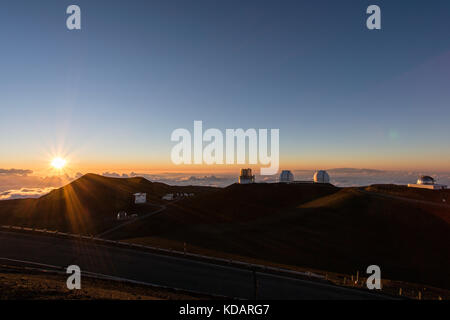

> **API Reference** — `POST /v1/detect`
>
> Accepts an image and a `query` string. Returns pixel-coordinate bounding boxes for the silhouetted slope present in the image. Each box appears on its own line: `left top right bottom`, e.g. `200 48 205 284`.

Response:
111 186 450 289
365 184 450 204
162 182 339 223
0 174 216 234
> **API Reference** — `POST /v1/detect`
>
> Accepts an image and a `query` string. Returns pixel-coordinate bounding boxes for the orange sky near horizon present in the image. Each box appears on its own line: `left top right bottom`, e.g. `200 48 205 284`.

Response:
2 143 449 177
17 157 450 178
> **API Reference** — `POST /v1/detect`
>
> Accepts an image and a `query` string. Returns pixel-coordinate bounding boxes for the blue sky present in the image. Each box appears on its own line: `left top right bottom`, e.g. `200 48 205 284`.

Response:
1 0 450 173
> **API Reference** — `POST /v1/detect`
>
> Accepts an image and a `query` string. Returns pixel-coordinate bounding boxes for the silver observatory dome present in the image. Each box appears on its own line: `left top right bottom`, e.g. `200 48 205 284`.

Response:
313 170 330 183
417 175 435 185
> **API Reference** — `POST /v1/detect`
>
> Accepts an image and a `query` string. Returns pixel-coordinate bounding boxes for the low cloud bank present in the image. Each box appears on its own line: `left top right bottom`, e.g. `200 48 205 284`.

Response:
105 169 450 188
127 172 236 187
2 167 449 200
290 169 450 187
0 168 81 200
102 172 130 178
0 168 33 176
0 187 57 200
0 173 72 193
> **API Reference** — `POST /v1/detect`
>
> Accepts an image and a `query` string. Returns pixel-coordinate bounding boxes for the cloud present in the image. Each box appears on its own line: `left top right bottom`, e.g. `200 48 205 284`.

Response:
179 175 225 182
0 187 56 200
327 168 386 175
102 172 121 178
0 168 79 199
115 170 450 188
291 169 450 187
128 172 236 187
0 168 33 176
101 172 130 178
3 168 449 200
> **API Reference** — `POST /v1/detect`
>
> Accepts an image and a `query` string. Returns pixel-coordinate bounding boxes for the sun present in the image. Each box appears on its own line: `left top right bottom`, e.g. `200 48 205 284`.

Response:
51 157 67 170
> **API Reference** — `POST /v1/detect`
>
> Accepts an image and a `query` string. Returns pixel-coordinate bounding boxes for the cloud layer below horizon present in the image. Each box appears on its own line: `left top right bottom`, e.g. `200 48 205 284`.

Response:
1 168 449 200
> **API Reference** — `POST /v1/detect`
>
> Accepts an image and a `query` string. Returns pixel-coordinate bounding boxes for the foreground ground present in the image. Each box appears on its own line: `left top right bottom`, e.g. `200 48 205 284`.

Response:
0 231 395 300
0 265 210 300
111 184 450 290
121 236 449 300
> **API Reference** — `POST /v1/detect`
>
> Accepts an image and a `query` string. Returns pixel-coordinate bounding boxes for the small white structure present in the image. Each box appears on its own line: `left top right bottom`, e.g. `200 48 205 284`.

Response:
117 211 138 221
117 211 128 221
408 175 447 190
239 168 255 184
313 170 330 184
162 193 174 201
280 170 294 183
134 193 147 204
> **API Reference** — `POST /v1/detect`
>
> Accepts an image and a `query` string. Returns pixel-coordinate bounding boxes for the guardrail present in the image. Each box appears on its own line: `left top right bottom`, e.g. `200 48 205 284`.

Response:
1 224 325 281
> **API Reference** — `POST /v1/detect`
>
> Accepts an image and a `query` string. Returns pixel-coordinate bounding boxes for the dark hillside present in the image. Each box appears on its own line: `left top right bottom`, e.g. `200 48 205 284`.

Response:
111 186 450 289
0 174 216 234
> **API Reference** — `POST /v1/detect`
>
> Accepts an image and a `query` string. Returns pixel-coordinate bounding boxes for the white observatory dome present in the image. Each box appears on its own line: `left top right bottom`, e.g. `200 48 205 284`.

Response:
313 170 330 183
417 175 435 185
280 170 294 183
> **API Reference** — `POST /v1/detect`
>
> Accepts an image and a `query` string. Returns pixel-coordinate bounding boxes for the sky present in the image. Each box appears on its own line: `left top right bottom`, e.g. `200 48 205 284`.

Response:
1 0 450 183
